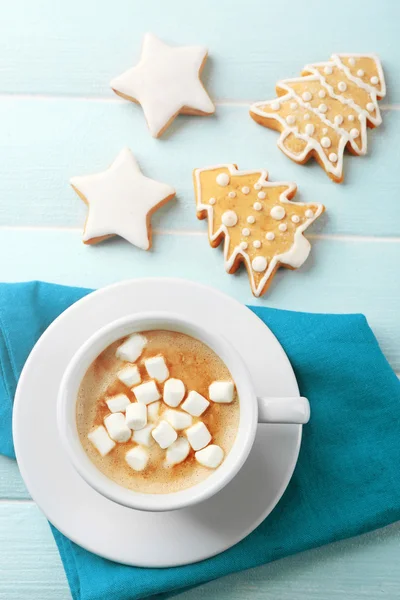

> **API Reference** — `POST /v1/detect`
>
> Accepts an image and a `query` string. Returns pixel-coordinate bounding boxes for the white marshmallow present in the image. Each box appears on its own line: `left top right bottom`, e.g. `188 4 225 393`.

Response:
106 393 131 413
132 380 160 404
125 403 147 430
87 425 116 456
195 445 224 468
163 378 185 407
117 364 141 387
165 437 190 466
209 381 235 403
152 420 178 449
181 391 210 417
147 401 161 422
125 446 149 471
186 422 212 451
144 355 169 382
132 423 154 446
163 409 193 430
104 413 131 443
116 333 147 363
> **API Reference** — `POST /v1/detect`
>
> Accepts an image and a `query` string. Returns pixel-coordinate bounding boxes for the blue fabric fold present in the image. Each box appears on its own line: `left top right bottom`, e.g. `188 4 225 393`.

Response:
1 281 400 600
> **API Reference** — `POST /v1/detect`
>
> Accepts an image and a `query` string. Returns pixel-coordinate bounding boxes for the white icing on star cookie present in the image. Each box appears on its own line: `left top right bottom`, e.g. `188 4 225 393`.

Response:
110 33 215 138
70 148 176 248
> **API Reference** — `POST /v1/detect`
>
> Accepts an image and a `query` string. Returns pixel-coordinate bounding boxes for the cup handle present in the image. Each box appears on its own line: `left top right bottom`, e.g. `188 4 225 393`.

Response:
257 396 310 424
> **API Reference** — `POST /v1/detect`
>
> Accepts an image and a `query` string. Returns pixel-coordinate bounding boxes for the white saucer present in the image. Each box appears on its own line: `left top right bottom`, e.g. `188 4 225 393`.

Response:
13 278 302 568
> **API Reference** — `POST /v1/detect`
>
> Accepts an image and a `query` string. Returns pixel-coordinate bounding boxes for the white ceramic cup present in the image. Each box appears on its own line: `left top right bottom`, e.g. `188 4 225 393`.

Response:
57 312 310 512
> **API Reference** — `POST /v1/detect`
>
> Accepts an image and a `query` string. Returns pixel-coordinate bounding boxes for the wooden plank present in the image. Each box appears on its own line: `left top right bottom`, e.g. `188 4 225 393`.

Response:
0 456 28 500
0 98 399 235
0 229 399 371
0 0 398 102
0 502 399 600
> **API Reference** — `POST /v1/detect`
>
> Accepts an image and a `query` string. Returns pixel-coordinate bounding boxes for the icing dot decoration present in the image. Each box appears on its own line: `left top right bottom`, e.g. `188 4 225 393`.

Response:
242 186 250 195
338 81 347 92
329 152 338 163
270 206 286 220
216 173 230 187
318 103 328 113
247 216 255 224
322 128 328 134
324 66 333 75
350 128 359 138
321 136 331 148
221 210 238 227
291 215 300 223
334 115 343 125
348 58 356 67
242 228 250 237
253 240 261 249
348 115 355 121
279 223 287 232
318 89 326 99
228 191 236 198
253 202 262 211
370 76 379 85
366 102 375 112
286 115 296 125
357 69 364 77
240 241 248 250
305 209 314 218
265 232 275 241
305 123 315 135
290 102 298 110
257 191 266 200
304 113 310 120
302 92 312 101
271 100 280 110
252 256 268 273
209 197 216 205
254 183 262 190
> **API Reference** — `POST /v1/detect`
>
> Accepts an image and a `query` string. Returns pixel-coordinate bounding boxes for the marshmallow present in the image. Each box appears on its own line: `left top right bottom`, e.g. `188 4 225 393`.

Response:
195 445 224 468
106 393 131 413
181 391 210 417
165 437 190 466
147 400 161 422
209 381 235 403
144 355 169 382
186 422 212 451
87 425 116 456
116 333 147 363
152 420 178 449
163 378 185 407
132 423 154 447
125 446 149 471
132 380 160 404
104 413 131 443
163 409 193 430
125 403 147 430
117 364 141 387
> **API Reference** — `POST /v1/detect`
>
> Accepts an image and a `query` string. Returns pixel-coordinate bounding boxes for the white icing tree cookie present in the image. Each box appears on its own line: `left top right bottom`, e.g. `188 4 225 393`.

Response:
111 33 215 138
250 54 386 182
70 148 176 249
193 164 325 297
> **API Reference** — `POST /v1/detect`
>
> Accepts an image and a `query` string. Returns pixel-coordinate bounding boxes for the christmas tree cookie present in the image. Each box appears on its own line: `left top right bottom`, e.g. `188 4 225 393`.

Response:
250 54 386 182
193 164 324 297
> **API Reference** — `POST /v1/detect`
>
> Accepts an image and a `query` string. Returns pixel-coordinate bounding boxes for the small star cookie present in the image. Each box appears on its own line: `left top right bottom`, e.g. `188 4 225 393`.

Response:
193 164 325 297
250 54 386 182
70 147 176 249
111 33 215 138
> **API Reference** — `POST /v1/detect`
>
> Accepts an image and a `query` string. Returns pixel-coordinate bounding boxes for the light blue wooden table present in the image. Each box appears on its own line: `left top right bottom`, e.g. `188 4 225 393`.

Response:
1 1 399 598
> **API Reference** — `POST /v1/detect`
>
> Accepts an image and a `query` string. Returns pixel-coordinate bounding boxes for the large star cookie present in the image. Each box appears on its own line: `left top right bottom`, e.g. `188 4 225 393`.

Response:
250 54 386 182
70 148 176 249
111 33 215 138
193 164 324 297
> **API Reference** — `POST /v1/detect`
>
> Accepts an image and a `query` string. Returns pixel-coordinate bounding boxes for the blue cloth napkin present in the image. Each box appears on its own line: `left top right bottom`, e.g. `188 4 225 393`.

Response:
1 281 400 600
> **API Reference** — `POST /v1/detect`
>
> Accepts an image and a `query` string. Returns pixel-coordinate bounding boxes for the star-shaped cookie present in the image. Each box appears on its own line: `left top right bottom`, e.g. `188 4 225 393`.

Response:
111 33 215 138
70 148 176 249
193 164 324 297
